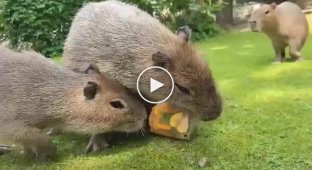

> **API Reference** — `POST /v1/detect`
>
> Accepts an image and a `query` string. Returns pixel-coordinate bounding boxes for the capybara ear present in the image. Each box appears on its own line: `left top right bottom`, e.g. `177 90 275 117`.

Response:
152 51 171 69
84 81 98 100
85 64 100 74
109 99 128 109
176 26 192 42
270 2 277 9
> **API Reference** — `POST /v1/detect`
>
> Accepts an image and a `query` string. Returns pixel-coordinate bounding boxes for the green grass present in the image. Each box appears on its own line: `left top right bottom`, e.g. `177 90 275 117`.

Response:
1 32 312 169
51 56 63 64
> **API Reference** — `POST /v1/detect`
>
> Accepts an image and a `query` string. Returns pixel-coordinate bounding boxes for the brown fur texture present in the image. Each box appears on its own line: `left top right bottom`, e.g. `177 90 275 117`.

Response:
0 47 146 159
64 0 222 121
249 2 309 62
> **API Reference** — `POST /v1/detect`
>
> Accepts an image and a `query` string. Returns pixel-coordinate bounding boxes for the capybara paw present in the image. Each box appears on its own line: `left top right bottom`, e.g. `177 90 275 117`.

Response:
85 135 110 154
24 147 36 158
273 57 286 64
0 144 12 155
285 57 302 62
293 57 302 62
24 141 57 161
35 146 57 161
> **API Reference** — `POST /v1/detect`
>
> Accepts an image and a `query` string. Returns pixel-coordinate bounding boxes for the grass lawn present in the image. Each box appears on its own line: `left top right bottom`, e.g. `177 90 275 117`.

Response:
1 31 312 169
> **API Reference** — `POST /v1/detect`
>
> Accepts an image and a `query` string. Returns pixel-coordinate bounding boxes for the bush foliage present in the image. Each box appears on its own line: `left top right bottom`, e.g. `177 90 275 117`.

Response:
0 0 6 42
1 0 96 57
157 0 222 40
0 0 221 57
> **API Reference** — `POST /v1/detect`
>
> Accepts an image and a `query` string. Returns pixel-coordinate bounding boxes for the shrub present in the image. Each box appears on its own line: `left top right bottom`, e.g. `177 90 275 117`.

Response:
0 0 6 42
1 0 222 57
1 0 99 57
157 0 223 41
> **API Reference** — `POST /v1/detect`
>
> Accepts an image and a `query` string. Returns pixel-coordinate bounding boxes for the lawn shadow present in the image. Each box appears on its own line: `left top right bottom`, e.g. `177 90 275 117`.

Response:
0 131 153 168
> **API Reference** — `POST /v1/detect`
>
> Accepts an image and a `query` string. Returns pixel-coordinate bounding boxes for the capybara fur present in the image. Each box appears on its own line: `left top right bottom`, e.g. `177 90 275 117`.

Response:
249 2 309 62
0 47 147 160
64 0 222 122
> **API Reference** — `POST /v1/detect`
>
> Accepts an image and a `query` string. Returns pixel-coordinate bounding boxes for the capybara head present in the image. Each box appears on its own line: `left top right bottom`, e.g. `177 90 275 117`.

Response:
151 27 222 121
249 3 278 32
72 64 147 133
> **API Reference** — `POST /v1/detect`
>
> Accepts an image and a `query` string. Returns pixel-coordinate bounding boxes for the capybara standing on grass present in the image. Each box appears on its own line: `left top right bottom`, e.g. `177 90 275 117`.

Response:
0 47 147 160
64 0 222 121
249 2 309 62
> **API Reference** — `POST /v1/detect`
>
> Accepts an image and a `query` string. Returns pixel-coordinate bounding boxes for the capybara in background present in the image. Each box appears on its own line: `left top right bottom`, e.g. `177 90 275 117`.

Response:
64 0 222 121
0 47 147 160
249 2 309 62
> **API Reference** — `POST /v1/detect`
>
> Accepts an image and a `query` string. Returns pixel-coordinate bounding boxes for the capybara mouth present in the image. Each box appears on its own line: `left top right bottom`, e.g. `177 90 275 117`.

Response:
202 108 222 121
250 26 259 32
249 21 259 32
114 120 146 132
205 113 221 121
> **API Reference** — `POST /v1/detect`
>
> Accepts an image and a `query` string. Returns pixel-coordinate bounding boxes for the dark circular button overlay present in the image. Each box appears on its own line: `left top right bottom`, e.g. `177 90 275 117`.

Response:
136 66 174 104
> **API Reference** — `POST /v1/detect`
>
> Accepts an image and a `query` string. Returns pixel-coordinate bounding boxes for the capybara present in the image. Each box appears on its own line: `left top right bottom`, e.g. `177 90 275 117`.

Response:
249 2 309 62
0 47 147 160
64 0 222 121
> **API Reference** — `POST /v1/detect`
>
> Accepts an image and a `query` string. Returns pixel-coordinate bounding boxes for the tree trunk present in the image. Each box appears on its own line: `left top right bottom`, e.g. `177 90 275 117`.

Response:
217 0 234 28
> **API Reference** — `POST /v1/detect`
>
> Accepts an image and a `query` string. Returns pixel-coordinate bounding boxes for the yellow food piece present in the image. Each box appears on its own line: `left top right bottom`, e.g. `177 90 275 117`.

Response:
169 112 184 127
176 116 189 133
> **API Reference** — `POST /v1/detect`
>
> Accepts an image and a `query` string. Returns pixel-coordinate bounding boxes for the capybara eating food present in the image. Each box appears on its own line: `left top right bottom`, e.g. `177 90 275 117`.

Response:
249 2 309 62
0 47 147 159
64 0 222 121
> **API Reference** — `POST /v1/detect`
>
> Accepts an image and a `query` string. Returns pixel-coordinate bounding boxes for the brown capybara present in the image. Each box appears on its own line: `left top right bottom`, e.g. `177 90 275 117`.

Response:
249 2 309 62
0 47 147 160
64 0 222 121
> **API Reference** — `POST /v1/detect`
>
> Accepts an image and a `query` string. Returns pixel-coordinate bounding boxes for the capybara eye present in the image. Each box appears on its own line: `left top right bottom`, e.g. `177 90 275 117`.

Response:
265 10 270 15
175 83 191 95
110 100 126 109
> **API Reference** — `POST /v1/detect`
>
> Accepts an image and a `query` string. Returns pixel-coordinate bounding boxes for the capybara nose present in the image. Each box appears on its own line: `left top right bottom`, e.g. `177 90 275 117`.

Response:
249 21 258 31
249 21 256 26
202 95 222 121
206 103 222 121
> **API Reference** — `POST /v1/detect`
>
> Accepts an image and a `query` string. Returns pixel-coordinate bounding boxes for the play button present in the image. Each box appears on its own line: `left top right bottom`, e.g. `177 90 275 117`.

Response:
137 66 174 104
150 78 164 93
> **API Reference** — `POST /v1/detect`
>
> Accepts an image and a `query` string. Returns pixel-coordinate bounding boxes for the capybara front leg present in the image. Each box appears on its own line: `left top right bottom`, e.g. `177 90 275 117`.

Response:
281 48 286 60
289 40 302 61
272 42 286 63
85 133 111 153
17 127 57 160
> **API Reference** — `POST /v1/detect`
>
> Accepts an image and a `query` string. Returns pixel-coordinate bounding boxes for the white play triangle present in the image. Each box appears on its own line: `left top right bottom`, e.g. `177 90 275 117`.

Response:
150 78 164 93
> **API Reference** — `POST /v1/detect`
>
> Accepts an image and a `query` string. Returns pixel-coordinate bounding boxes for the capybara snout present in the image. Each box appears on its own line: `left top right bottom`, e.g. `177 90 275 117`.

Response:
206 93 222 121
248 20 258 32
